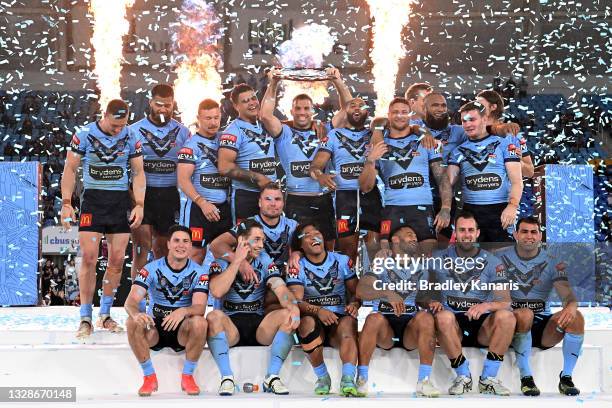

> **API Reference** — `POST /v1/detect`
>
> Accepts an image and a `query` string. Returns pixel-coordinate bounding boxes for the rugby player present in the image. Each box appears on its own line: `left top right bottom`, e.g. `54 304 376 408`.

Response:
206 220 301 395
259 66 352 247
448 101 524 243
177 99 231 264
360 97 452 255
356 225 440 397
125 225 208 396
129 84 190 301
427 212 516 395
498 216 584 396
61 99 144 338
309 98 382 261
287 223 361 396
218 84 279 222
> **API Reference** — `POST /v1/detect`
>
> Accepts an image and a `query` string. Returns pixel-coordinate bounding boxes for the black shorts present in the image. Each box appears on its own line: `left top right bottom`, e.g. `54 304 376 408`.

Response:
378 313 416 351
150 316 185 353
380 205 436 241
455 312 491 348
180 200 232 248
285 193 337 241
232 189 260 224
79 189 131 234
531 313 555 350
462 203 513 243
141 186 180 234
298 312 349 347
335 189 382 238
433 195 457 240
229 313 264 346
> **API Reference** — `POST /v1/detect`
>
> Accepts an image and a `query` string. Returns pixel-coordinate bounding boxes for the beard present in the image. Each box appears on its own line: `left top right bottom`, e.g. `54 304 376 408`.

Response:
425 111 450 130
347 112 367 128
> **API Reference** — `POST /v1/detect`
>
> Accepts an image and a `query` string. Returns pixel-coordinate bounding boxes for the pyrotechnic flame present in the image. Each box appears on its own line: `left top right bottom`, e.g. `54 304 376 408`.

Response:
365 0 415 116
172 0 223 127
276 24 336 118
89 0 134 112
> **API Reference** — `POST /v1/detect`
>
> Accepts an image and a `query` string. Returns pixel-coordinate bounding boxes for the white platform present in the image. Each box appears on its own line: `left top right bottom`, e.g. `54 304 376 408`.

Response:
0 306 610 406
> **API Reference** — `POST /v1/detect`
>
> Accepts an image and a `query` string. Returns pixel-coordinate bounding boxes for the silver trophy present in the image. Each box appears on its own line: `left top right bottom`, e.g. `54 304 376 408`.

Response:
273 67 332 82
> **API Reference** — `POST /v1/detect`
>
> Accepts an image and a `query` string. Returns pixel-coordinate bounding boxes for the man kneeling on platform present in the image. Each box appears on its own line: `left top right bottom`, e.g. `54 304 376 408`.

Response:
125 225 209 397
356 225 441 397
206 219 301 396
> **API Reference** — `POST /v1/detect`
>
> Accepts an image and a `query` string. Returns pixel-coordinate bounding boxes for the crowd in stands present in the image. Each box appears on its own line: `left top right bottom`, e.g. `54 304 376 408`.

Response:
40 257 80 306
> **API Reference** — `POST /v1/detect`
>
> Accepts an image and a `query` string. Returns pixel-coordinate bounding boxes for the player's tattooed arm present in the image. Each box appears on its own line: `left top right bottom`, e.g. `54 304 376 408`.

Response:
430 160 452 209
259 68 283 137
447 164 460 188
218 148 270 189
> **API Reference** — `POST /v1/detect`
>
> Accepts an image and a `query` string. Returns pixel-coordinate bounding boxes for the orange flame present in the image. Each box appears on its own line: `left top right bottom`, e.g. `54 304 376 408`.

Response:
89 0 134 112
365 0 414 116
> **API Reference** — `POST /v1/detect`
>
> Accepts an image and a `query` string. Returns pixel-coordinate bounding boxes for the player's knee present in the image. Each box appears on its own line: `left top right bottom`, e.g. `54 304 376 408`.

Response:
513 308 534 331
414 310 435 330
567 310 585 333
493 309 516 330
434 310 456 331
188 316 207 335
126 316 142 333
298 316 316 337
81 251 98 267
363 312 385 331
206 310 224 331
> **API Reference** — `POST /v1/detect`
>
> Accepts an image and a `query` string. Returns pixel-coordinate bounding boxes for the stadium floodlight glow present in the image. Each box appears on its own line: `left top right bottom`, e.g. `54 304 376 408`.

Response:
89 0 135 112
172 0 223 128
365 0 416 116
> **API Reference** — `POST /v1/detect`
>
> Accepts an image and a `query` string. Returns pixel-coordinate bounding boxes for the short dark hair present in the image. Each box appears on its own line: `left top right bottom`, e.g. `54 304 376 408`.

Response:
477 90 504 119
458 100 486 117
230 83 255 104
454 210 479 229
198 99 220 111
151 84 174 99
516 216 540 231
388 97 410 110
424 92 446 104
292 93 313 106
236 219 264 240
168 224 192 241
405 83 432 101
260 182 284 197
390 224 417 240
105 99 129 119
291 221 322 251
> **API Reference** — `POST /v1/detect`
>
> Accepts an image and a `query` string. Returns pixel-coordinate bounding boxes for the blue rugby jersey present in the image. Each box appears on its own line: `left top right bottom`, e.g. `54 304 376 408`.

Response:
427 124 468 165
230 215 298 268
134 257 208 318
218 118 277 192
496 245 568 314
431 246 508 312
70 121 142 191
275 124 323 194
318 127 371 191
378 131 442 206
208 251 280 315
129 117 190 188
177 132 229 204
448 134 521 205
286 251 357 315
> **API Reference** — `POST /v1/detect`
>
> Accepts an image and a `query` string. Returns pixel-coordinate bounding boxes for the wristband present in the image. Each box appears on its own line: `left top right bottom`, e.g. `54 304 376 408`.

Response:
194 195 204 205
62 198 71 206
374 126 385 131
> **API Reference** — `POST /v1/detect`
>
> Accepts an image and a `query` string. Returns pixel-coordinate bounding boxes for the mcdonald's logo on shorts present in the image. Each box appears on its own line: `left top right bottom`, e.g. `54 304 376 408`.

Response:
337 219 349 234
190 227 204 242
380 219 391 236
80 213 92 227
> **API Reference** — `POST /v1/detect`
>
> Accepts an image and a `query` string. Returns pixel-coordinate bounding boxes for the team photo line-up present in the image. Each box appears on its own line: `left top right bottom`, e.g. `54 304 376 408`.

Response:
59 68 583 398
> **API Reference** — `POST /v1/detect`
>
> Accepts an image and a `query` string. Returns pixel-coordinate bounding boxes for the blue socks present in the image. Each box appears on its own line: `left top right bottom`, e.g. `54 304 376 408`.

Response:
100 295 114 315
208 332 233 377
267 331 293 376
562 333 583 376
80 303 93 319
357 365 369 381
512 331 533 378
138 299 147 313
313 363 328 379
140 359 155 376
481 351 504 379
450 354 470 377
183 359 197 375
418 364 432 381
342 363 356 378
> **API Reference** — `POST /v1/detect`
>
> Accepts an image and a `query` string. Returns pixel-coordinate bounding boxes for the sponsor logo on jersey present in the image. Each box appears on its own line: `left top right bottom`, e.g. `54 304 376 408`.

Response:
340 162 364 179
337 219 350 234
447 295 482 311
144 159 176 174
177 147 194 161
199 173 230 189
89 165 124 181
249 157 277 175
465 173 502 191
190 227 204 242
388 172 425 189
380 219 392 236
290 160 311 178
209 262 222 275
219 134 237 147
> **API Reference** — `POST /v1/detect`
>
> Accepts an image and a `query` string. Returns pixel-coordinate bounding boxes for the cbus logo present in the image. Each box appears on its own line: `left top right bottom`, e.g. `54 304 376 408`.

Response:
337 219 350 234
80 213 92 227
190 227 204 242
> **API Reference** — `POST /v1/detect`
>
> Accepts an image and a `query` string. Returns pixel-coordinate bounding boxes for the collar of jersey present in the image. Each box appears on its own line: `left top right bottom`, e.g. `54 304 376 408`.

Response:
195 132 217 141
96 121 115 138
164 257 189 274
304 251 328 267
467 134 494 143
146 116 171 129
256 215 281 229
